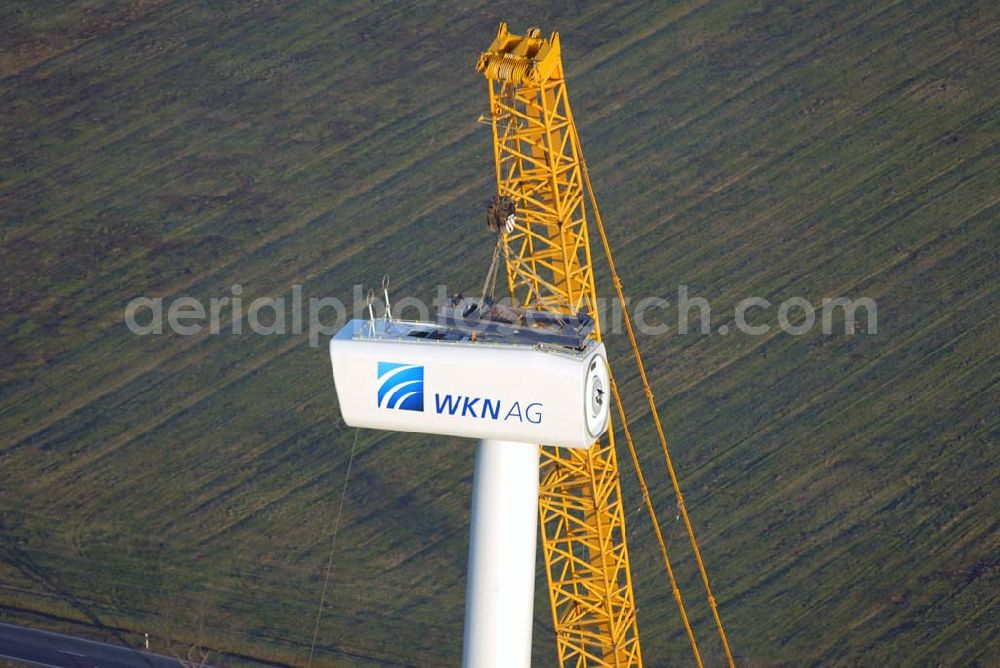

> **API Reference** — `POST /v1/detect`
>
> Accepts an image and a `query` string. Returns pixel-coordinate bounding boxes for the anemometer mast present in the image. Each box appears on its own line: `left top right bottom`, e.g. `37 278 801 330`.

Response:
330 21 736 668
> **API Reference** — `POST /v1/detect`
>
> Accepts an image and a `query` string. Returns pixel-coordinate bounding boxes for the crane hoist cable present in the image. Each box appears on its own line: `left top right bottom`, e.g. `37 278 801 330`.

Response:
576 146 737 668
477 239 503 312
609 369 704 667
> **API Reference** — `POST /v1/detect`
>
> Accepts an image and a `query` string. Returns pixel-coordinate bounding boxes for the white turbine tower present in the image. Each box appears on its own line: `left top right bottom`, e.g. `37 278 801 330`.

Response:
329 316 610 667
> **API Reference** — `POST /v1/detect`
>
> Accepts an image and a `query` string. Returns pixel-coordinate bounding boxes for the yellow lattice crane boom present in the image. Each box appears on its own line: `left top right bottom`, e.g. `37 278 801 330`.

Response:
476 23 736 667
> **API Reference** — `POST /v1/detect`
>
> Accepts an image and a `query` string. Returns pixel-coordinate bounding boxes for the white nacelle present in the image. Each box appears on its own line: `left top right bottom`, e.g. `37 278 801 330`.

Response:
329 319 609 449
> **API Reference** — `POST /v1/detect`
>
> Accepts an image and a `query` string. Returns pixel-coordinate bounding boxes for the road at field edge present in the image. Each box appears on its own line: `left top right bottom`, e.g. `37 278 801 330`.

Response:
0 621 183 668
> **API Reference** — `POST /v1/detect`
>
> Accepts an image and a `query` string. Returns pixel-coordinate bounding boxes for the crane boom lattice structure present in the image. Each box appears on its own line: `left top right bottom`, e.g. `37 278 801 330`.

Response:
476 23 735 668
478 24 638 666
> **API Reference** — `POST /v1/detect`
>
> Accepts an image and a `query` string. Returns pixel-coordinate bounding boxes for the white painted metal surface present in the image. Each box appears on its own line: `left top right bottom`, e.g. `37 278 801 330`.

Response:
462 439 540 668
327 318 611 667
329 319 609 449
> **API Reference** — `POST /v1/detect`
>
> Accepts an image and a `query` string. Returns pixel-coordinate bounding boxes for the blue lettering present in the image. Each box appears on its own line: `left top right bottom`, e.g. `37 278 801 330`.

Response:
435 394 541 423
482 398 501 420
434 393 461 415
461 396 481 417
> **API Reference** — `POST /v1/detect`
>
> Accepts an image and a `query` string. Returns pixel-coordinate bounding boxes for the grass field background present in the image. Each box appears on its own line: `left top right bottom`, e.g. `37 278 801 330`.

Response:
1 0 997 665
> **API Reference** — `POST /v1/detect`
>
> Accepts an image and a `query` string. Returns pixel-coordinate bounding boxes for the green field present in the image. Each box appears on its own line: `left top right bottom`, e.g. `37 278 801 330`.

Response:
1 0 997 665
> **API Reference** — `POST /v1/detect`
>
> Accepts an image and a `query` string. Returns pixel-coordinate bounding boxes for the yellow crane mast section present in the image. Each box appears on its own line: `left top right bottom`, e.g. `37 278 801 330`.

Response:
477 23 735 668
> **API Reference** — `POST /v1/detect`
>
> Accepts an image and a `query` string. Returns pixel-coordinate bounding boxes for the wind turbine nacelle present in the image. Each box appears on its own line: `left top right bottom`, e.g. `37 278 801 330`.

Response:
329 319 609 449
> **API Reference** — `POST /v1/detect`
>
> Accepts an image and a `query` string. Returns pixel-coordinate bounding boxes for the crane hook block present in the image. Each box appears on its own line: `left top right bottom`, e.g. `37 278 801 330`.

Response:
486 194 517 234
